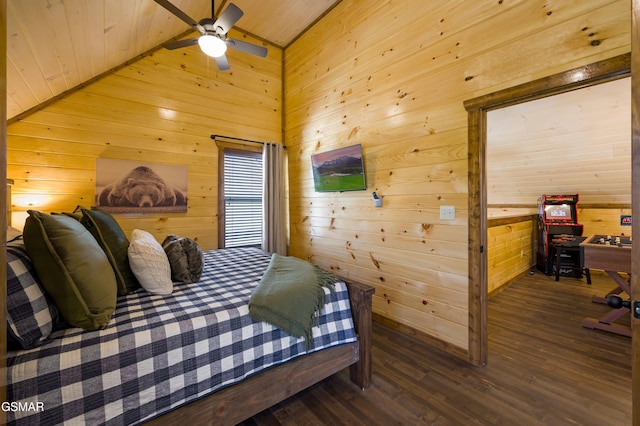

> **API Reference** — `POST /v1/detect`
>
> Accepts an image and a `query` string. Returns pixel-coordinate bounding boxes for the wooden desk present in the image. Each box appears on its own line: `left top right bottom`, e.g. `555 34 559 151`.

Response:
580 235 631 337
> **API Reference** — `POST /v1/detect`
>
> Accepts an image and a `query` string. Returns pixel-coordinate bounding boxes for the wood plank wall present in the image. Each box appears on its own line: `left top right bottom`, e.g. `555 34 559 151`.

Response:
6 30 282 249
487 77 631 207
284 0 631 352
581 207 633 236
487 216 536 296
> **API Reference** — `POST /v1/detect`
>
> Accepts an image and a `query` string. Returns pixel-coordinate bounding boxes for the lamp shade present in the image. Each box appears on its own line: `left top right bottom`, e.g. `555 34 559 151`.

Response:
198 35 227 57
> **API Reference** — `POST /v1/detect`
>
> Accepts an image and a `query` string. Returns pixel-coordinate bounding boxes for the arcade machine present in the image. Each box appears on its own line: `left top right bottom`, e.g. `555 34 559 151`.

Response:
536 194 584 277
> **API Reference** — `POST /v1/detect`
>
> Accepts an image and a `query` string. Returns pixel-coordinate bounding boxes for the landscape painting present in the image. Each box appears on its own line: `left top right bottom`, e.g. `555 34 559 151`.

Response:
311 144 366 192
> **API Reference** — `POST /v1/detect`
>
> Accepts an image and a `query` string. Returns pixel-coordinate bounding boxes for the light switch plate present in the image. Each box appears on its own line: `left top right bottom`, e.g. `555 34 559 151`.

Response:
440 205 456 220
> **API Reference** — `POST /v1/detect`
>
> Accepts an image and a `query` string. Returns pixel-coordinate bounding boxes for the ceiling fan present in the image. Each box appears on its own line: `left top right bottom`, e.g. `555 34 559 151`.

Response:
153 0 268 71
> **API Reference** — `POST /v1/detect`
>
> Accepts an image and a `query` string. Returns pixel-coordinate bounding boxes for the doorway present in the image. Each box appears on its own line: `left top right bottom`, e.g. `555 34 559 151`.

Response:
486 75 631 293
464 53 631 366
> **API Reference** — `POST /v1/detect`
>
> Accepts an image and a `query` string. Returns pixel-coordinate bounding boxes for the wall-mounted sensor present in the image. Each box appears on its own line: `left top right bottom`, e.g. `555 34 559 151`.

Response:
372 192 382 207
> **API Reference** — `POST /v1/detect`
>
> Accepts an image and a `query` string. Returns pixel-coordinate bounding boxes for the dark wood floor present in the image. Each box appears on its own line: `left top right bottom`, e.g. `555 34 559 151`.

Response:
240 271 632 425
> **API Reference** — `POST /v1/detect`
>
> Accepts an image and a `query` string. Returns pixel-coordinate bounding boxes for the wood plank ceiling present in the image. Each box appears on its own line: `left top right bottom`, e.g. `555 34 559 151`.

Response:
6 0 340 120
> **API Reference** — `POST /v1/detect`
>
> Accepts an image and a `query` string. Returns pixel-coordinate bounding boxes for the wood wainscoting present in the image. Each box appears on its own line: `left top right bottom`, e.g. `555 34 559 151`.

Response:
487 214 537 296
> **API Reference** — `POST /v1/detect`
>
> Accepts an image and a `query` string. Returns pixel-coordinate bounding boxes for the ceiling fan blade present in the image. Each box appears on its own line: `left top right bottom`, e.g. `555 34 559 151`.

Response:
226 38 268 58
164 38 199 50
214 54 231 71
213 3 243 34
154 0 204 33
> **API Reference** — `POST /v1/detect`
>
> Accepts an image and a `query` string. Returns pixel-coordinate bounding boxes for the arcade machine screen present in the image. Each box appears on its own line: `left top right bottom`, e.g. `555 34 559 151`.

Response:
544 204 574 222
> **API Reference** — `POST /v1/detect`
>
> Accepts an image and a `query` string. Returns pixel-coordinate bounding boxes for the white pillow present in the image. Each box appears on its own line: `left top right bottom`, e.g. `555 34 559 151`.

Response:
127 229 173 295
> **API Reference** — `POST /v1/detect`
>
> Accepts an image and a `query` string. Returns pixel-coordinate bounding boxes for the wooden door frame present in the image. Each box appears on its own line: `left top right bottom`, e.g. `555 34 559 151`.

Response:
464 53 632 367
630 1 639 424
1 2 6 423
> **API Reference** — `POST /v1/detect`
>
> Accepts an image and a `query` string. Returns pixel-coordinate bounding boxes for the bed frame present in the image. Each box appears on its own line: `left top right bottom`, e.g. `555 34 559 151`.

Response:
145 279 375 425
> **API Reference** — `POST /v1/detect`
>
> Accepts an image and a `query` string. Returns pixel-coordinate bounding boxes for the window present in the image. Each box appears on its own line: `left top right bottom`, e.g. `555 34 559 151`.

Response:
219 147 263 248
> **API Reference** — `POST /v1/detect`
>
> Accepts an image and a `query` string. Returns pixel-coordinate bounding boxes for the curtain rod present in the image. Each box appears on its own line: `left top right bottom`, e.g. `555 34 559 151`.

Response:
211 134 283 146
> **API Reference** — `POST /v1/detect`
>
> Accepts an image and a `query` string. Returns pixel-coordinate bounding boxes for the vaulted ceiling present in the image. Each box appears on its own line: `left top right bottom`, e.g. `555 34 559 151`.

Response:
6 0 340 120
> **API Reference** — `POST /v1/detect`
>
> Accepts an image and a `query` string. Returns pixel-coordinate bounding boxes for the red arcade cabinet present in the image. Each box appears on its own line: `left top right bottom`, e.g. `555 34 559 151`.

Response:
536 194 584 276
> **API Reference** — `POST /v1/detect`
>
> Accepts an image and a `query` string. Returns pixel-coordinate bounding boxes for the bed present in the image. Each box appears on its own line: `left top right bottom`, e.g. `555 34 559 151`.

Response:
5 211 374 426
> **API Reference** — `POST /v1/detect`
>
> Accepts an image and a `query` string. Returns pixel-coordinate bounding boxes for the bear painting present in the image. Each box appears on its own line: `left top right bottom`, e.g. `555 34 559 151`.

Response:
96 160 188 213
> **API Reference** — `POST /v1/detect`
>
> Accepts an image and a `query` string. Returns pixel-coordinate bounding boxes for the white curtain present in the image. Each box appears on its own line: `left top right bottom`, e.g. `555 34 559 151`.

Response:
262 142 287 255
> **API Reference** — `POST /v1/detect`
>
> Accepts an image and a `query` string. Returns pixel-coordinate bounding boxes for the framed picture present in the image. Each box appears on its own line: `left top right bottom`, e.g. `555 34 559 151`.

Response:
311 144 366 192
95 158 188 213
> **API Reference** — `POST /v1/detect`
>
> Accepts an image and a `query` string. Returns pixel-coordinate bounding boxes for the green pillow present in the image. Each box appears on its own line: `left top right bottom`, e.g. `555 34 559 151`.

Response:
79 208 140 295
23 210 117 331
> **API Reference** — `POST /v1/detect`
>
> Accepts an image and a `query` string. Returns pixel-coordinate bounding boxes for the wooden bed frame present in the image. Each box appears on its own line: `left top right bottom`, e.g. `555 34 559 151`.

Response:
145 279 375 426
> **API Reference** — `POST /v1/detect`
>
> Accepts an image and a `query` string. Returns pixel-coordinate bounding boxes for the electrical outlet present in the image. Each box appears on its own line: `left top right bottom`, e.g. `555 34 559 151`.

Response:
440 205 455 220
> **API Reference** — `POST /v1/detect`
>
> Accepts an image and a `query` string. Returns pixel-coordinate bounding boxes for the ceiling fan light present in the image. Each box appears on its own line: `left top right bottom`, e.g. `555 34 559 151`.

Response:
198 35 227 57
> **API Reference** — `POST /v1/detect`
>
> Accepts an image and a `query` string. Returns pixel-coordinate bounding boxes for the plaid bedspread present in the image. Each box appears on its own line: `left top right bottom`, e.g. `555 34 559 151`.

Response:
6 248 357 425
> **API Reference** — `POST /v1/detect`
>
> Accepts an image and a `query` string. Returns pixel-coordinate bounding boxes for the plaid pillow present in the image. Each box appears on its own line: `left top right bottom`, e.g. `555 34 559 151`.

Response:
6 238 59 349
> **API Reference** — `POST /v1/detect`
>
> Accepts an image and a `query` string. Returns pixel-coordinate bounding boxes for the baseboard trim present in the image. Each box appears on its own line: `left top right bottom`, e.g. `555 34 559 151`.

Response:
372 313 469 362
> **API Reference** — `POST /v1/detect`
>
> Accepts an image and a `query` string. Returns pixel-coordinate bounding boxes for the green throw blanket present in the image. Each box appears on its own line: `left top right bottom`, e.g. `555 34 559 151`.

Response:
249 254 337 349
